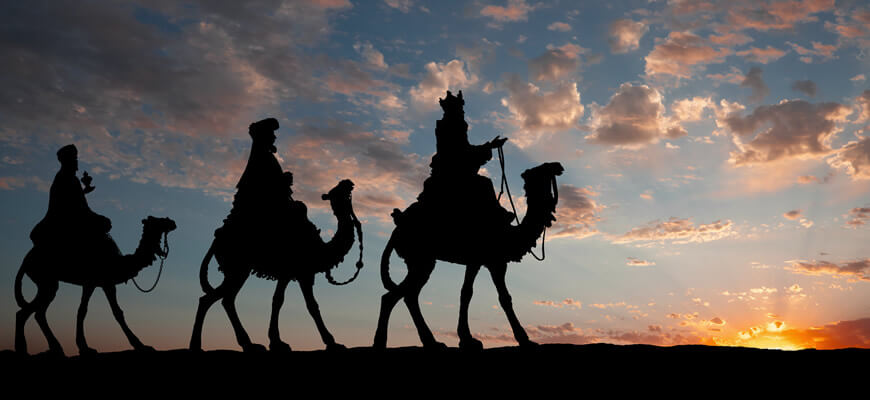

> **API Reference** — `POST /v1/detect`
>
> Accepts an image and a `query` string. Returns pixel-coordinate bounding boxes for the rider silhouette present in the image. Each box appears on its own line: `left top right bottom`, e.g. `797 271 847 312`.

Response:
413 91 513 229
30 144 112 249
217 118 319 272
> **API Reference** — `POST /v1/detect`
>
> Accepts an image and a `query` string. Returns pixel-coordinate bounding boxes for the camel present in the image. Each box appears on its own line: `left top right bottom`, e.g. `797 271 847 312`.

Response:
374 162 563 350
14 216 177 356
190 179 363 352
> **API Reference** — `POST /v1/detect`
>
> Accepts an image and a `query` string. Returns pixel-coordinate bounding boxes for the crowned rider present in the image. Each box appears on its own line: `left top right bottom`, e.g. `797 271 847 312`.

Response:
30 144 112 249
416 90 513 227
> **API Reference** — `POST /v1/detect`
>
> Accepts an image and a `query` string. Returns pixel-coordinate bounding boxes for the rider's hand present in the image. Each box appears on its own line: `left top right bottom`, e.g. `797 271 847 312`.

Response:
81 171 95 194
489 136 508 149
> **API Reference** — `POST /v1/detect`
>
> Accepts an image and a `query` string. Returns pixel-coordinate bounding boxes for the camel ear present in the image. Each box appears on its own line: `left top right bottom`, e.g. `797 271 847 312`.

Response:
321 193 329 200
141 219 147 224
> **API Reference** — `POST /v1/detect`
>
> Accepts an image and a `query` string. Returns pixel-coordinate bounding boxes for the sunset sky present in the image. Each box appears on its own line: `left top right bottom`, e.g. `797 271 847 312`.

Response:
2 0 869 353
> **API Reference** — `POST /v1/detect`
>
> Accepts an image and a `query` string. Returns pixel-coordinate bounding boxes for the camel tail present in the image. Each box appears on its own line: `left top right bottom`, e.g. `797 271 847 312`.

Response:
380 232 399 292
14 255 29 308
200 242 216 294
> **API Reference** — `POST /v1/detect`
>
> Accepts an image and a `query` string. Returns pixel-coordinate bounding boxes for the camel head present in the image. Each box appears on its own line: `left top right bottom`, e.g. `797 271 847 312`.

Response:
321 179 355 215
520 162 563 227
141 216 177 257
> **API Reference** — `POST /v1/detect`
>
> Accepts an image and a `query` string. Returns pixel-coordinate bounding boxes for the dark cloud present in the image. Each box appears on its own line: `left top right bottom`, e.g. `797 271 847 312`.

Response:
845 207 870 227
786 258 870 281
783 210 802 220
528 48 579 81
791 80 818 97
0 0 362 199
741 67 769 103
720 99 851 165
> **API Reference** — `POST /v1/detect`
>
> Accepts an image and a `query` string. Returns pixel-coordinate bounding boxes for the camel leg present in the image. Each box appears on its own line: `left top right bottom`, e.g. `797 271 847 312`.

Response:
33 280 64 356
76 285 97 356
221 270 265 352
15 283 39 354
488 262 536 348
15 303 34 354
190 279 228 351
458 265 483 351
373 277 406 349
299 273 344 351
404 259 444 350
103 285 152 351
268 278 292 352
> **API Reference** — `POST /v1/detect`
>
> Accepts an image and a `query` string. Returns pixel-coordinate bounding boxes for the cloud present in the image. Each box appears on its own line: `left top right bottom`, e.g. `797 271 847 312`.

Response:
585 83 689 147
740 67 769 103
384 0 413 13
791 80 817 97
852 74 867 82
354 41 388 70
280 119 429 220
528 47 580 82
706 66 745 85
548 22 572 32
644 31 730 80
409 60 478 110
736 46 787 63
854 90 870 123
549 184 602 240
828 137 870 180
626 257 656 267
786 259 870 281
719 99 851 166
783 210 802 220
786 41 839 63
611 217 737 245
533 298 582 309
499 75 585 147
0 1 375 199
726 0 835 32
708 32 753 46
608 19 648 53
0 175 50 192
845 207 870 227
480 0 536 23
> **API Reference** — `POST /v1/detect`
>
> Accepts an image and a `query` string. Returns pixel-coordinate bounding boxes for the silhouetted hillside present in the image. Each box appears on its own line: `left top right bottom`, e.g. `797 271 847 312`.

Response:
2 343 866 392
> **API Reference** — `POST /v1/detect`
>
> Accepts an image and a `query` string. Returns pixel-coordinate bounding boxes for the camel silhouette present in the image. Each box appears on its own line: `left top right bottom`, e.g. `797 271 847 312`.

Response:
190 179 362 352
14 216 177 356
374 162 563 350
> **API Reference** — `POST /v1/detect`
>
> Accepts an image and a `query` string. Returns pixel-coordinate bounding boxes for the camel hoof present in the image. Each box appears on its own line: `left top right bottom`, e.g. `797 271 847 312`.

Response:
459 338 484 352
135 345 156 352
243 343 267 353
519 339 540 350
424 341 448 352
326 343 347 352
78 347 98 357
42 348 66 359
270 341 293 353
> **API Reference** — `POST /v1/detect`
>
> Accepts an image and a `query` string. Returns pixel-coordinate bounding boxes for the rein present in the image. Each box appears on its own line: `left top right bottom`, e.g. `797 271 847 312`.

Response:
497 145 546 262
132 231 168 293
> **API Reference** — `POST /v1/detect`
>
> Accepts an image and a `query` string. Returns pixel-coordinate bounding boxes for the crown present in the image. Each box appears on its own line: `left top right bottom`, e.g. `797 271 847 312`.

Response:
439 90 464 114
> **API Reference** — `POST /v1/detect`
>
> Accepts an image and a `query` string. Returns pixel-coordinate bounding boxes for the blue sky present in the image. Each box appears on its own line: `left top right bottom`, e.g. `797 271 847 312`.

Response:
1 0 869 352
